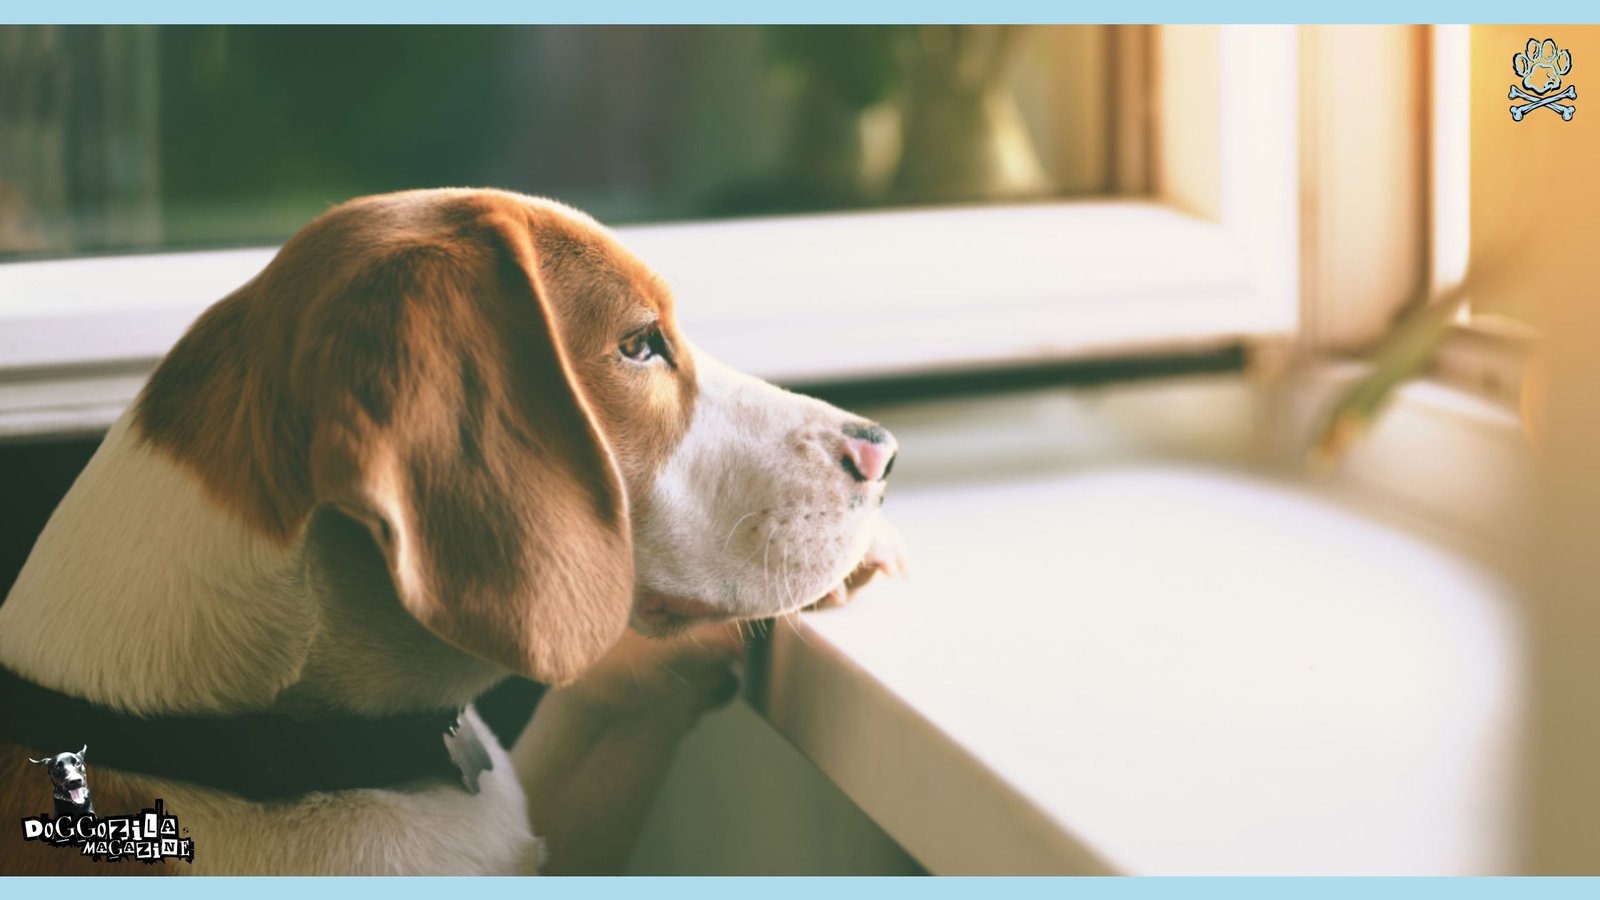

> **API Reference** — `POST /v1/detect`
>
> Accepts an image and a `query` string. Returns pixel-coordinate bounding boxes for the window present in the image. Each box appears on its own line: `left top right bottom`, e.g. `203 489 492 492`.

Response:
1424 25 1600 407
1293 25 1558 417
0 25 1301 439
2 25 1119 260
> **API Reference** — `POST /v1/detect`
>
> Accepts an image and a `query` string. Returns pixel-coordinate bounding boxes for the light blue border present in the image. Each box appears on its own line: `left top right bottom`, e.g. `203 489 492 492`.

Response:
4 2 1600 24
3 876 1600 894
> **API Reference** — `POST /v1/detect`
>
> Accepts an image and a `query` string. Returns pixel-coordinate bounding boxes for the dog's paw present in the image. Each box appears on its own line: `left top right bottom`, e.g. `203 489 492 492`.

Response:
562 622 746 728
809 517 908 610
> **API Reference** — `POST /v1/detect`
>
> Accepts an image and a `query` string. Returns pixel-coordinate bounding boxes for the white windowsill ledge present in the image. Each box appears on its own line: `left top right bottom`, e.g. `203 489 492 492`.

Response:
0 201 1287 439
760 457 1521 875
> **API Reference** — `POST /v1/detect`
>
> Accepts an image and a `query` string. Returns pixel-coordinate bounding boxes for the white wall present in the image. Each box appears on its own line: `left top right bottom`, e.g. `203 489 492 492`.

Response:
626 701 924 875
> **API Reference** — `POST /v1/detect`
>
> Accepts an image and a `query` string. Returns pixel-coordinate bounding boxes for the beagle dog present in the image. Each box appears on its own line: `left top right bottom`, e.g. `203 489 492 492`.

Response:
0 189 900 874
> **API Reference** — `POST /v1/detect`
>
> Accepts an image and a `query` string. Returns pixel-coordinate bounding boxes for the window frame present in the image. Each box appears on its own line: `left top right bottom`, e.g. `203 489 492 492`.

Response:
0 25 1302 439
1429 23 1539 412
1293 24 1536 411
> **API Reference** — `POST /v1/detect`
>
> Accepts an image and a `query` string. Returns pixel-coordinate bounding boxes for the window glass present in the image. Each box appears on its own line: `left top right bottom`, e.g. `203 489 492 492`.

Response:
0 25 1119 260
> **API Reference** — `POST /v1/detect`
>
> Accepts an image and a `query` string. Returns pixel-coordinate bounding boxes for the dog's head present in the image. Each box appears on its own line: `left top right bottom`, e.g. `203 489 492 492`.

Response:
29 746 90 807
137 189 895 685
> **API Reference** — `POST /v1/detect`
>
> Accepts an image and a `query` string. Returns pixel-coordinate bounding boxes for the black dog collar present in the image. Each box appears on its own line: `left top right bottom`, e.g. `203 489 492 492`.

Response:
0 665 546 803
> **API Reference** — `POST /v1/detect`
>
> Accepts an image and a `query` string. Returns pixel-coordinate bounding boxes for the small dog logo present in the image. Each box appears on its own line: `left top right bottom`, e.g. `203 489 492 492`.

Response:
20 747 196 863
1510 38 1576 121
29 745 94 816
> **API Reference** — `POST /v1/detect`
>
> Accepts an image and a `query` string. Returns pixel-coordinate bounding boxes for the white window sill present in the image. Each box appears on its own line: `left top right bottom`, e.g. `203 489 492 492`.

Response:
0 201 1288 439
754 384 1524 875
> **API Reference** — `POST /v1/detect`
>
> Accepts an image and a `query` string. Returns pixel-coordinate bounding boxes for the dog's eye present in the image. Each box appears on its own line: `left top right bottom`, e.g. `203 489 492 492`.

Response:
619 327 669 365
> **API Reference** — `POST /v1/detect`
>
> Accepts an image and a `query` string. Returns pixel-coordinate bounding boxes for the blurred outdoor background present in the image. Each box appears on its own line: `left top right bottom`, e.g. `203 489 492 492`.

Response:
0 25 1112 257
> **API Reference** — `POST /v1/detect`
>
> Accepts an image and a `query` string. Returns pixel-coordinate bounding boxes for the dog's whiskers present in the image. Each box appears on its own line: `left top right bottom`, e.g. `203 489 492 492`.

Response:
656 660 693 689
779 543 794 614
760 522 779 589
781 611 814 649
722 510 759 552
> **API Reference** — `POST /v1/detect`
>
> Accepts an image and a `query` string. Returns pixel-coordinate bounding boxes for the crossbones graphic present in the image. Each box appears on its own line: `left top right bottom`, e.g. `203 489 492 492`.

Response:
1510 38 1576 121
1510 84 1577 121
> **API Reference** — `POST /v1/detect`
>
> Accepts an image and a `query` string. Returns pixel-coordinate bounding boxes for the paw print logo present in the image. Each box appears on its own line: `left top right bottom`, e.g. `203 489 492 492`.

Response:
1510 38 1576 121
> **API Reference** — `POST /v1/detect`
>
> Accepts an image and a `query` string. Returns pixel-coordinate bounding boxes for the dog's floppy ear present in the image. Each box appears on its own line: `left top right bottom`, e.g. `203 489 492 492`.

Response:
28 757 49 766
303 200 635 685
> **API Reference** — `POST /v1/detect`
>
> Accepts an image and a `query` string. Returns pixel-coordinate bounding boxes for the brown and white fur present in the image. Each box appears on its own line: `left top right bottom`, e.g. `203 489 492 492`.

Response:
0 189 901 875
